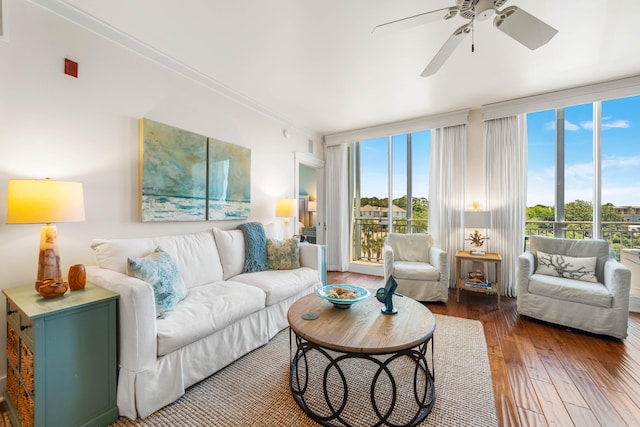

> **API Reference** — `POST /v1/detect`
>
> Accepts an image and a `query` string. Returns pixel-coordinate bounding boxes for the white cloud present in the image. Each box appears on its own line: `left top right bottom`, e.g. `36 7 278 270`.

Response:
602 155 640 169
604 120 631 129
565 120 581 131
579 119 630 130
565 162 593 177
544 120 581 131
545 117 631 132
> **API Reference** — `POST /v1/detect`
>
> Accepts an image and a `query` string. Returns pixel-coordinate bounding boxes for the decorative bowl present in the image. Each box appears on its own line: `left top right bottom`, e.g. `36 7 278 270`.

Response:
316 284 370 309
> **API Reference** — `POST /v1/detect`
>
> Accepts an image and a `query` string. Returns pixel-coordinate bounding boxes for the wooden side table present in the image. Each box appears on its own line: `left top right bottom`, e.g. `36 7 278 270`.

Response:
455 250 502 308
3 283 118 427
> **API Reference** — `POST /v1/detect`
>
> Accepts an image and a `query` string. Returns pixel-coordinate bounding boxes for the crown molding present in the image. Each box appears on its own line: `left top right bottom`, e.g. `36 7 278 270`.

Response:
482 74 640 121
324 109 470 146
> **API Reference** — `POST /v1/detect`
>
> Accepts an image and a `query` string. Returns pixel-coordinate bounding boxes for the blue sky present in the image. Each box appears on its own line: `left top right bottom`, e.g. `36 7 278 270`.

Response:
359 130 430 200
360 95 640 208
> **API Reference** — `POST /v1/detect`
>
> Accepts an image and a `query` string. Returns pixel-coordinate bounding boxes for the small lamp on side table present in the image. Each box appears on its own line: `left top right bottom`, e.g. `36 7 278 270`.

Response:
6 178 86 291
464 206 491 256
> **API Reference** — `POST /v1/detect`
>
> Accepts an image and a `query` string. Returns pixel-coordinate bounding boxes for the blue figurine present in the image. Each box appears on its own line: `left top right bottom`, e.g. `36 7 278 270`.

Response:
376 275 402 314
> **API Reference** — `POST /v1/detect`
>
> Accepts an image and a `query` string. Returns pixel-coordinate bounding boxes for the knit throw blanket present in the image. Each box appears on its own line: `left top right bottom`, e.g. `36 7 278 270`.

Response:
237 222 268 273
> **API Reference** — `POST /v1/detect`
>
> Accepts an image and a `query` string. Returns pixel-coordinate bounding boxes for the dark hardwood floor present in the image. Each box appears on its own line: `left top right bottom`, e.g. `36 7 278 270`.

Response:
328 271 640 427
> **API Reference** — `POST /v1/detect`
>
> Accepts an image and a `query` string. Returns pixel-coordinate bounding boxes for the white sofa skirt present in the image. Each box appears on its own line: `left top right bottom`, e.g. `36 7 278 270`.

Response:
121 309 269 419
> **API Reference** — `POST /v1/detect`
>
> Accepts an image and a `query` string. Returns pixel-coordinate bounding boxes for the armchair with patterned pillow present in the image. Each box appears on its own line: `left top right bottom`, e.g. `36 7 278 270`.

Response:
517 235 631 339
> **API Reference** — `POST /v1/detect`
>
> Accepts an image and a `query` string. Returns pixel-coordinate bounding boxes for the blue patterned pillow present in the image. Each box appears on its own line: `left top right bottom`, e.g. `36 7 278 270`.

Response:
127 247 187 318
266 238 300 270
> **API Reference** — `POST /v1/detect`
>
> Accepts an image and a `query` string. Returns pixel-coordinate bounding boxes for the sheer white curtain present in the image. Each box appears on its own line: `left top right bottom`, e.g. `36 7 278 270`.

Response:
429 124 467 287
325 144 349 271
485 115 527 297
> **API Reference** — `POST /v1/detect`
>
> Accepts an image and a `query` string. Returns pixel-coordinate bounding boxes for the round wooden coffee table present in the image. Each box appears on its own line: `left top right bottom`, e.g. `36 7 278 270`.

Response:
288 290 436 427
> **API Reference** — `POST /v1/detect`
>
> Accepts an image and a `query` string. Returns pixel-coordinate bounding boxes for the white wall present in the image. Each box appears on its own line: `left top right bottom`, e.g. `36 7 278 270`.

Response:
0 0 321 390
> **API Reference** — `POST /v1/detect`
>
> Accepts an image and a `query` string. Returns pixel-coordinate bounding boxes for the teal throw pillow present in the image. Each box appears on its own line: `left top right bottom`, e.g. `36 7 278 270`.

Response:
127 247 187 318
267 238 300 270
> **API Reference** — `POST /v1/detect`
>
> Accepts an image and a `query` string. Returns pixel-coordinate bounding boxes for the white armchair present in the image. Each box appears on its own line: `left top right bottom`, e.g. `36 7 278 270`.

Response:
517 235 631 339
384 233 449 302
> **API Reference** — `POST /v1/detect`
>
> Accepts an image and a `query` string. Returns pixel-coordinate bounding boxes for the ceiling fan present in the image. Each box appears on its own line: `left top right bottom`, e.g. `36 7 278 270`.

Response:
373 0 558 77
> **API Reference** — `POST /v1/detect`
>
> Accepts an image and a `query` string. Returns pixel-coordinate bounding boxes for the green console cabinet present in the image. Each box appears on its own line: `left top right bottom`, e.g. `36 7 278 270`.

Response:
3 283 118 427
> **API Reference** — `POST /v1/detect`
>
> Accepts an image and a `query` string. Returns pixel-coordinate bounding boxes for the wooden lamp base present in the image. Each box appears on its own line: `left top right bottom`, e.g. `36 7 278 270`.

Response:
35 224 62 291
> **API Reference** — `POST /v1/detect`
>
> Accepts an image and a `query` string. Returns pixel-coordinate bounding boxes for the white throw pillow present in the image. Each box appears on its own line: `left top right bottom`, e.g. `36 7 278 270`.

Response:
387 233 432 263
91 238 156 274
212 227 246 280
535 251 598 283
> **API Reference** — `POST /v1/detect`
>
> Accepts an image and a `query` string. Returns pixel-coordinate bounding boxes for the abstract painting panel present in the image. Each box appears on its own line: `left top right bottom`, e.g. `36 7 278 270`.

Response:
208 138 251 220
140 119 207 222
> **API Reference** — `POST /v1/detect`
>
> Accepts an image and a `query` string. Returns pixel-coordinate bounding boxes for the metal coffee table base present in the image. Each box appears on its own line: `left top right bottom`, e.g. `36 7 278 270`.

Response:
289 331 435 427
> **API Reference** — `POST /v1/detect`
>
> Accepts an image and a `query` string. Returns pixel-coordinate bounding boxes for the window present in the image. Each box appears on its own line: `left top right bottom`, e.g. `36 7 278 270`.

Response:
602 95 640 257
351 130 430 263
526 95 640 258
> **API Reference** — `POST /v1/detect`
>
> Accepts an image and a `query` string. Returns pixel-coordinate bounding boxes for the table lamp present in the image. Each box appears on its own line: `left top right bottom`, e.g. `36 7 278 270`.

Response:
464 205 491 256
307 200 316 226
276 198 297 239
6 178 86 289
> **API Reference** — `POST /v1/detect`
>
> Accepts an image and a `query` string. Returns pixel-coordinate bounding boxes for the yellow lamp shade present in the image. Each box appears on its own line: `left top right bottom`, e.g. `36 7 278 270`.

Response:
275 198 297 218
6 179 85 224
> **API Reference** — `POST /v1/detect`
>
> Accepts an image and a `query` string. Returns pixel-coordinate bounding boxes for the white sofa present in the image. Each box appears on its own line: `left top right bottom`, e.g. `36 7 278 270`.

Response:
517 235 631 339
87 227 324 419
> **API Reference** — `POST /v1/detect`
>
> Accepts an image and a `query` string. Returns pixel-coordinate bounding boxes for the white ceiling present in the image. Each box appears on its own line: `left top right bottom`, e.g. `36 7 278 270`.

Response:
53 0 640 136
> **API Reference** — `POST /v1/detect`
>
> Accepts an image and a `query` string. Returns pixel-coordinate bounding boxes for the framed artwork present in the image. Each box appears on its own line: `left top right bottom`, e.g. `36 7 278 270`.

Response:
208 138 251 220
139 118 251 222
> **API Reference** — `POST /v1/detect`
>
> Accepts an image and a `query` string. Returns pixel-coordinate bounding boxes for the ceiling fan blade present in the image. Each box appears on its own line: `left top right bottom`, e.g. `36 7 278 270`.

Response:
421 23 471 77
372 7 458 34
494 6 558 50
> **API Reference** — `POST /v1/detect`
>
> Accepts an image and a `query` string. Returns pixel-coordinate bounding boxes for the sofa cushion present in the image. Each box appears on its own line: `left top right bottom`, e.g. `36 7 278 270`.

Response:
212 227 246 280
267 238 300 270
153 230 224 287
155 281 266 356
535 251 597 283
91 237 156 274
387 233 433 263
232 267 319 306
392 260 440 281
528 273 612 308
127 248 188 318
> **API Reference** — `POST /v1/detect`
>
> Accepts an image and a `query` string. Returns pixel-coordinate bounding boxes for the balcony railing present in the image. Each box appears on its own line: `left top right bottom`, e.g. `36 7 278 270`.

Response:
524 221 640 259
352 219 640 263
352 218 428 263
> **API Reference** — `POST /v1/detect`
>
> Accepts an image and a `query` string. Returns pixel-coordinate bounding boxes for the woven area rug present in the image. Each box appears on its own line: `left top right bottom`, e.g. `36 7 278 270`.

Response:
111 314 497 426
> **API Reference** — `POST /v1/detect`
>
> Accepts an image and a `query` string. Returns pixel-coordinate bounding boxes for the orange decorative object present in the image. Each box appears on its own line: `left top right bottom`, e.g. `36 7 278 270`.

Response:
68 264 86 291
37 279 68 299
